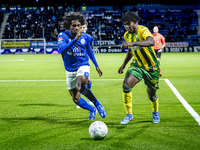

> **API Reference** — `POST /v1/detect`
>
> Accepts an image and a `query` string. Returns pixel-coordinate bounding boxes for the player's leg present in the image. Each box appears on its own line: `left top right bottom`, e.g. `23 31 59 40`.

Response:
147 87 160 123
77 66 106 118
86 74 93 105
143 67 160 123
76 69 92 108
120 73 140 125
80 85 106 118
66 69 96 120
69 88 96 120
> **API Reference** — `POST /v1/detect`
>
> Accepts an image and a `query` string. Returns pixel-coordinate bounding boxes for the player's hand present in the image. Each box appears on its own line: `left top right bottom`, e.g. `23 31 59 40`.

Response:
122 42 133 49
158 49 162 53
122 42 128 49
96 66 103 77
118 65 125 74
75 29 84 40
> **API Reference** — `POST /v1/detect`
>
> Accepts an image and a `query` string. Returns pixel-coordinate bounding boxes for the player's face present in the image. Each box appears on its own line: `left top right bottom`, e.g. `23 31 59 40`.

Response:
124 21 138 34
81 25 87 33
70 20 82 35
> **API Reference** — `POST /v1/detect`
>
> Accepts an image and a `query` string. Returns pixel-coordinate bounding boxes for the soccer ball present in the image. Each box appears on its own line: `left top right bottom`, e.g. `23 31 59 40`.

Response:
89 121 108 140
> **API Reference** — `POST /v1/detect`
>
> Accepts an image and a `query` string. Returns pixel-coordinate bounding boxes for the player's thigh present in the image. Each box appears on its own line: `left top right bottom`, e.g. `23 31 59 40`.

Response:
76 75 88 92
124 65 143 88
123 73 140 88
143 69 159 91
76 66 90 90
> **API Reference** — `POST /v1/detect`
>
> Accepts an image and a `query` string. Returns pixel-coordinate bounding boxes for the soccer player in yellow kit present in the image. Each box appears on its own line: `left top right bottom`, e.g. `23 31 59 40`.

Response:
118 12 160 124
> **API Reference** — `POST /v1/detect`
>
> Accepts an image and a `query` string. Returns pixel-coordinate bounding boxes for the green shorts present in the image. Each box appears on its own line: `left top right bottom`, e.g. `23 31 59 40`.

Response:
126 63 160 90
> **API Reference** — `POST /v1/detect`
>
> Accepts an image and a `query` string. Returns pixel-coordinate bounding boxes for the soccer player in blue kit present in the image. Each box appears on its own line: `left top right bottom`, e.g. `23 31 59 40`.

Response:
76 22 94 108
57 12 106 120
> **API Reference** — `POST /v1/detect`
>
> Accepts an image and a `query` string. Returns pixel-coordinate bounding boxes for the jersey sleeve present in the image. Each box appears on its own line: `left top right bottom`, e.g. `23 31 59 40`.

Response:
86 35 98 67
57 32 77 54
161 35 165 45
140 26 153 40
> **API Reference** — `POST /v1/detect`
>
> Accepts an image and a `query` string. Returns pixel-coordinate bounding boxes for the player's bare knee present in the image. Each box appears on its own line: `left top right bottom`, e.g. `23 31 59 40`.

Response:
123 81 132 89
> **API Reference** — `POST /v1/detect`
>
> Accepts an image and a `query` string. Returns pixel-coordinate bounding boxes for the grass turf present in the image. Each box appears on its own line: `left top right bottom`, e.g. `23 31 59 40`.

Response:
0 53 200 150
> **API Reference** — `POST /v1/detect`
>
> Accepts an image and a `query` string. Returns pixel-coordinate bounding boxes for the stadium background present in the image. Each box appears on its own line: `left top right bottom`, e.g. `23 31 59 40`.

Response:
0 0 200 54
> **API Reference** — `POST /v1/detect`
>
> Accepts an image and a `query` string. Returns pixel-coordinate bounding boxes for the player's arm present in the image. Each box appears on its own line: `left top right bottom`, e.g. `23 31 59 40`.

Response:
161 37 166 49
57 33 77 54
122 36 154 48
118 48 133 74
86 43 103 76
158 36 165 53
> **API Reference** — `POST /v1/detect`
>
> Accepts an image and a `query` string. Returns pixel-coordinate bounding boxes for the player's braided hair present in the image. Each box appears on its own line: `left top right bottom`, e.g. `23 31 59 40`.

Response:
122 12 140 24
61 12 86 30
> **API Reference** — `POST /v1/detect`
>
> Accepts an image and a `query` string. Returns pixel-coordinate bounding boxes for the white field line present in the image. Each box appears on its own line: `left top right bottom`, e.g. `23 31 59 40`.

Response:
0 80 66 82
0 78 166 82
0 59 25 62
164 79 200 126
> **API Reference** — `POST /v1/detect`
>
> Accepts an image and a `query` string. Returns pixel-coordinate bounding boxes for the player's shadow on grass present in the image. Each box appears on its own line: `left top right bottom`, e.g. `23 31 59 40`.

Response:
105 120 152 129
19 103 72 107
0 116 89 126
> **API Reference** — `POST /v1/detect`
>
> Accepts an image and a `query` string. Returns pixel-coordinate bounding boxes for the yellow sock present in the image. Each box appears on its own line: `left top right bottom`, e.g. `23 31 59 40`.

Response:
123 91 132 114
151 97 159 113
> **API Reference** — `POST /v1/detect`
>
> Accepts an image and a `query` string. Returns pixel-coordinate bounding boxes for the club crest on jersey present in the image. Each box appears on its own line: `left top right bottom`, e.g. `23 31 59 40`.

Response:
81 39 85 45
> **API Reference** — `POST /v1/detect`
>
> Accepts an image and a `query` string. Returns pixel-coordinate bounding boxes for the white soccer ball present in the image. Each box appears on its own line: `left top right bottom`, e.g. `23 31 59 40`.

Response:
89 121 108 140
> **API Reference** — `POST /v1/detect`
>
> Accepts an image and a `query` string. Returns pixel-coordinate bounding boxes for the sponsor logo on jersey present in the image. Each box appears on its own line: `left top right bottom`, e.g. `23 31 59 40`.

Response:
58 37 63 41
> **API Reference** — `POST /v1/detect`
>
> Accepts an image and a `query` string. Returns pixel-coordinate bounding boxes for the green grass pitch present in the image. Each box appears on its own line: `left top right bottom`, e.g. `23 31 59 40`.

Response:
0 52 200 150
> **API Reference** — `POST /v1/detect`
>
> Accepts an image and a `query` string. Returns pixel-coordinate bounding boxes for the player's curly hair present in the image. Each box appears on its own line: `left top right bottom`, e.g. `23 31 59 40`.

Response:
122 12 140 24
61 12 86 30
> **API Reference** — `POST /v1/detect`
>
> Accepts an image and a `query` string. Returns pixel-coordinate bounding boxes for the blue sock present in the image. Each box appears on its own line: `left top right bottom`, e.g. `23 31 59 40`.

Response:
86 81 92 89
76 97 94 112
81 87 100 107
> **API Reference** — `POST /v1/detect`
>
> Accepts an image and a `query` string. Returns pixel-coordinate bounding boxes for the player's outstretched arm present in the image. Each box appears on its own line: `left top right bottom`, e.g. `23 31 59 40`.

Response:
118 49 133 74
87 43 99 67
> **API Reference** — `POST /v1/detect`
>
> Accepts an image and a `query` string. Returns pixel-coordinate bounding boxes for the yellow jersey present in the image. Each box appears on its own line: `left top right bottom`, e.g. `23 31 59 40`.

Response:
124 25 159 72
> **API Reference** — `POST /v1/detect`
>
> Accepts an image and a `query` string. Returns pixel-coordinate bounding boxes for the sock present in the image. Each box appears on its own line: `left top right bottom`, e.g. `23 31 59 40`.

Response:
123 91 132 114
76 97 95 112
86 81 92 89
81 87 100 107
151 97 159 113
